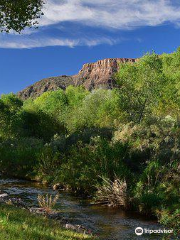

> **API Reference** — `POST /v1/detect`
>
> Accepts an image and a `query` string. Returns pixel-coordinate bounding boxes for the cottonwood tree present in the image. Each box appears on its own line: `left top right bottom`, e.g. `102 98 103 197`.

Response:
116 53 178 123
0 0 44 33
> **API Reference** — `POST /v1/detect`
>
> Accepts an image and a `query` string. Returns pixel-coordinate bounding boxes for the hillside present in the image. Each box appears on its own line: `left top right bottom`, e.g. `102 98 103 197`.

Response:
17 58 136 99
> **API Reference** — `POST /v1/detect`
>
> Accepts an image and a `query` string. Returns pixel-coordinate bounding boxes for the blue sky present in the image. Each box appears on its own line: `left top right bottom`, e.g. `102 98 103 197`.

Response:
0 0 180 95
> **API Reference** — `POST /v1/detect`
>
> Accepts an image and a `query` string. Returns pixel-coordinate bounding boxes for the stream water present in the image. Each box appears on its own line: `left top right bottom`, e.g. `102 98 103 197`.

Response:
0 177 163 240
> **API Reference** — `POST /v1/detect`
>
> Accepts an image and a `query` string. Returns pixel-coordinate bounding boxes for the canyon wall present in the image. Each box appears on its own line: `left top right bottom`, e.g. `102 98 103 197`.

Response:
18 58 137 100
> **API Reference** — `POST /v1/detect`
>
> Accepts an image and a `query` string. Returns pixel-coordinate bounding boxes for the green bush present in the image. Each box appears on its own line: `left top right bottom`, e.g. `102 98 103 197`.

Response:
159 208 180 239
0 137 43 178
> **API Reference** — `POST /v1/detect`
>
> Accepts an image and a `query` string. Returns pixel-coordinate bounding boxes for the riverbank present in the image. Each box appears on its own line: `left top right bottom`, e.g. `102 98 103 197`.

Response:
0 170 179 240
0 203 96 240
0 177 165 240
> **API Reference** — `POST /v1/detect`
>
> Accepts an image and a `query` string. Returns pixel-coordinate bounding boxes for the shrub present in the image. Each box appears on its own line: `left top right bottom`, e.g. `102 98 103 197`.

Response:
0 137 43 178
38 194 59 213
158 208 180 239
94 177 129 208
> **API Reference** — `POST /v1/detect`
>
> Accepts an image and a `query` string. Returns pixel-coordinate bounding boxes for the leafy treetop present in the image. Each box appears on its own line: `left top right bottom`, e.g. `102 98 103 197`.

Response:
0 0 44 33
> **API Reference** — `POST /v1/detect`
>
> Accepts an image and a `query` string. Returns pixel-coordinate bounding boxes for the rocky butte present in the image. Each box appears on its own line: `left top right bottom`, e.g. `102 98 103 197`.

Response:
17 58 137 100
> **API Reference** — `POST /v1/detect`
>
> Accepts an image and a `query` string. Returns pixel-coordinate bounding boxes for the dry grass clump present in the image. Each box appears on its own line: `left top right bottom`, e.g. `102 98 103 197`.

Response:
95 178 128 208
37 194 59 213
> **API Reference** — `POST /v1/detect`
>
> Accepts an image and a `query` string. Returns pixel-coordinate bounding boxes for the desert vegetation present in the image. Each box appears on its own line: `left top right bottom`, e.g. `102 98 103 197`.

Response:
0 50 180 238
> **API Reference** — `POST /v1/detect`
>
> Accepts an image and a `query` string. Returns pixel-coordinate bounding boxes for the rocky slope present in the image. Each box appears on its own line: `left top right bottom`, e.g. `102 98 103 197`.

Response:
18 58 137 100
18 76 74 100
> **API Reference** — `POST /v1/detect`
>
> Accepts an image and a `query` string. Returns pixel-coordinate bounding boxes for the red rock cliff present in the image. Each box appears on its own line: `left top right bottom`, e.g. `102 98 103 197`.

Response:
73 58 136 90
18 58 137 99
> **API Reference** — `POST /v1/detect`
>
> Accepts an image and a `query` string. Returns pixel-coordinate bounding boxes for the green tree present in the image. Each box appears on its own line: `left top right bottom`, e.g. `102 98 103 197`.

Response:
65 89 120 132
0 94 23 139
1 93 23 112
21 109 65 141
66 85 89 107
0 0 44 33
116 53 179 123
34 90 68 116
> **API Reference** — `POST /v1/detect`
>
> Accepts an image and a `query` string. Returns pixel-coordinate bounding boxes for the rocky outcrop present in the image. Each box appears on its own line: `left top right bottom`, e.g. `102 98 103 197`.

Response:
73 58 136 90
17 58 137 100
18 76 74 100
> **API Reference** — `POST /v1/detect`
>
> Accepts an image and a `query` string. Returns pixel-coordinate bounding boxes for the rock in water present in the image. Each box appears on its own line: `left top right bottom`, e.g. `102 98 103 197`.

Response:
0 193 8 198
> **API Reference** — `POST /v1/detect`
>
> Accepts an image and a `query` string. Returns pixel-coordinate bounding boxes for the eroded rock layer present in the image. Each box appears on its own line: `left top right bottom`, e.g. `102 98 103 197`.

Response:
18 58 137 100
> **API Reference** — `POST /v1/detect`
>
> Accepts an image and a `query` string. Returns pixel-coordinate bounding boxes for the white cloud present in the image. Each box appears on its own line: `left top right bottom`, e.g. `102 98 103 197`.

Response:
0 35 118 49
1 0 180 49
41 0 180 29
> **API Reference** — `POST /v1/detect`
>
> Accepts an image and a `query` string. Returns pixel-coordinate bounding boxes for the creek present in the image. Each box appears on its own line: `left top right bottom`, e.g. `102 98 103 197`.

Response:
0 177 162 240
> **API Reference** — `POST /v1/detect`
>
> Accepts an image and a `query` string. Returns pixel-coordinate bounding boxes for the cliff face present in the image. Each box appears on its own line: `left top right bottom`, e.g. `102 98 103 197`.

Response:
73 58 136 90
17 58 137 100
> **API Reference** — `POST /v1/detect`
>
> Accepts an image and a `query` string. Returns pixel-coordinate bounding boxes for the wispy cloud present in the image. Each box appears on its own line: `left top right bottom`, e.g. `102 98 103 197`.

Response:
1 0 180 49
41 0 180 29
0 34 119 49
